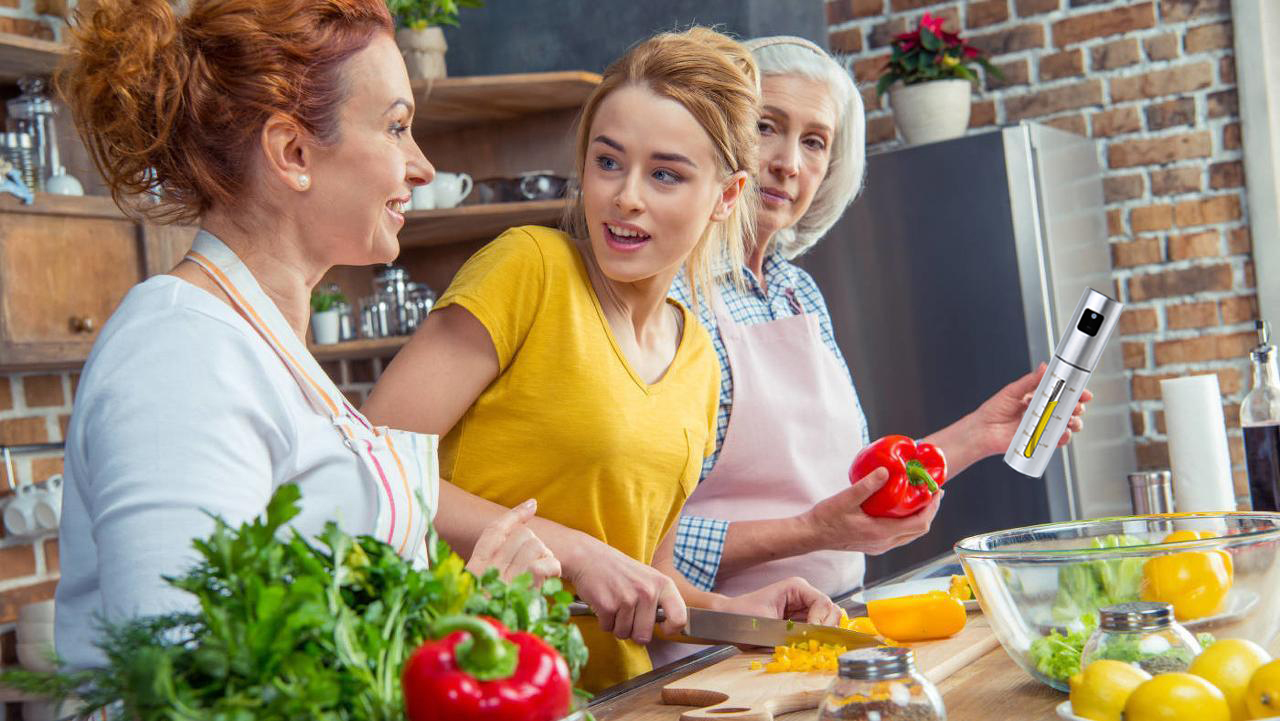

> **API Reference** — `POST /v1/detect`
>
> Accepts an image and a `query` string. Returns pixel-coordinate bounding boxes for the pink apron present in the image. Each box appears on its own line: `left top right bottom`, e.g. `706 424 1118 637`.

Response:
185 231 438 566
650 288 866 665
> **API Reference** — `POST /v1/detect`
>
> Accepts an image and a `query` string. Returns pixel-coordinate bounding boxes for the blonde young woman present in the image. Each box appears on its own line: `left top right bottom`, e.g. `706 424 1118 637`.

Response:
364 28 842 692
54 0 556 670
663 36 1091 604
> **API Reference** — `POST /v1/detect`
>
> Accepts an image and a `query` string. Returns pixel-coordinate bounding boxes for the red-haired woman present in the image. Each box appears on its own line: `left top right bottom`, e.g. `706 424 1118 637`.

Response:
54 0 557 669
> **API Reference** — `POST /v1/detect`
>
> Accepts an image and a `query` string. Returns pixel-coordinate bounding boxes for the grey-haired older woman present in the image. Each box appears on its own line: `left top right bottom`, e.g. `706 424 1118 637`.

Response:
659 36 1092 608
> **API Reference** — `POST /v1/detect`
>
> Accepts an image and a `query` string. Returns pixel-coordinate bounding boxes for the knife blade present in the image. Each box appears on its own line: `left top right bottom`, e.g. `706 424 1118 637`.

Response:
567 602 880 649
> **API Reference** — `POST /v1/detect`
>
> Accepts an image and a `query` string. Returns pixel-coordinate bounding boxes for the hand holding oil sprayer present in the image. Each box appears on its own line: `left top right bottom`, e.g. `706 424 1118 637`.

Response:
1005 288 1123 478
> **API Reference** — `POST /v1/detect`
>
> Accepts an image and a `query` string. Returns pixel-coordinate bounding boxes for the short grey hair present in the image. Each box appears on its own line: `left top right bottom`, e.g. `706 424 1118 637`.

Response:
744 36 866 260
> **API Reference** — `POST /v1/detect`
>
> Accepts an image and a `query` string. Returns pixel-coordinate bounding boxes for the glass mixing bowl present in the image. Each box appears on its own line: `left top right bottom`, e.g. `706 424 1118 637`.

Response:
954 513 1280 692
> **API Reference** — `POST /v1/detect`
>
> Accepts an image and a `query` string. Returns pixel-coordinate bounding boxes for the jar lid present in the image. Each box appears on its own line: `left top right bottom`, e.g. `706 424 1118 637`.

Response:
837 646 915 680
1099 601 1174 632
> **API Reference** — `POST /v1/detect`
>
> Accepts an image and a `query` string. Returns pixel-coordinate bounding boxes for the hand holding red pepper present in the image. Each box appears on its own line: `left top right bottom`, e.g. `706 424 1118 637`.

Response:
403 615 573 721
849 435 948 518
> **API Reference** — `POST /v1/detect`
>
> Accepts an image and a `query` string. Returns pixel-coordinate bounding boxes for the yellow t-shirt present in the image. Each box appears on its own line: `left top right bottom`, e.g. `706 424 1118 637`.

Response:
436 225 719 692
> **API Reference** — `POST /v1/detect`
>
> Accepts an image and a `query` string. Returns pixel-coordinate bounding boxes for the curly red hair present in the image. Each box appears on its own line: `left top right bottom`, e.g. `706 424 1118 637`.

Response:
60 0 394 224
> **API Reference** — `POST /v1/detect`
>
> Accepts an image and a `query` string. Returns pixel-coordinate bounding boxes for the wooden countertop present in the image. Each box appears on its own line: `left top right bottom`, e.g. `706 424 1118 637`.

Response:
590 640 1065 720
589 554 1069 720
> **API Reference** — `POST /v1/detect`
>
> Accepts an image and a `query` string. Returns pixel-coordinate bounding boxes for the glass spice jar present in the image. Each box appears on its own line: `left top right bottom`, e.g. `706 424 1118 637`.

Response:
818 646 946 721
1081 601 1202 675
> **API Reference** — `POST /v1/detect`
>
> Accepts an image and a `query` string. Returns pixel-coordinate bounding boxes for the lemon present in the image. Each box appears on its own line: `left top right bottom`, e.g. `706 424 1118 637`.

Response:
1188 639 1271 720
1124 672 1231 721
1246 659 1280 719
1069 660 1151 721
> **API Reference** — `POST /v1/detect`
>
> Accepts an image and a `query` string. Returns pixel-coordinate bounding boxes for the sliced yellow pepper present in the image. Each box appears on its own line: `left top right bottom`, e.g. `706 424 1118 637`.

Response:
866 590 966 642
1142 533 1234 621
948 574 973 601
756 614 903 674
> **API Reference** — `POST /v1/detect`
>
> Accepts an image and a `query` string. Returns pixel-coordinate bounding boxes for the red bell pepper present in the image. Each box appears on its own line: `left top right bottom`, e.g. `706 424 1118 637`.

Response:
849 435 948 518
403 615 572 721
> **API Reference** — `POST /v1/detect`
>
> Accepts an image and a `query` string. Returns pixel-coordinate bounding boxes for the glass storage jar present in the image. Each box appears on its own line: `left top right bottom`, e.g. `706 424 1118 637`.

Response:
1081 601 1202 675
818 646 946 721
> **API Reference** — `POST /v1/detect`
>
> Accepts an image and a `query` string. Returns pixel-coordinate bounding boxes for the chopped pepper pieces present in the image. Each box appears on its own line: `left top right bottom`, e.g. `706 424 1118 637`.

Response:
867 591 967 642
948 574 973 601
752 614 901 674
763 639 850 673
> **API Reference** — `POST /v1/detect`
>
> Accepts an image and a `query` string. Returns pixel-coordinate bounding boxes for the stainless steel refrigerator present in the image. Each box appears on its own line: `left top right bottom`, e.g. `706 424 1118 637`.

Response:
799 122 1136 581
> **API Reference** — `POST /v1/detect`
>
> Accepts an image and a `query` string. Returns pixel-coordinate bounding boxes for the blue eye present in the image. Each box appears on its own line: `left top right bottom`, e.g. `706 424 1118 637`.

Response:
595 155 619 171
653 168 682 184
390 122 410 138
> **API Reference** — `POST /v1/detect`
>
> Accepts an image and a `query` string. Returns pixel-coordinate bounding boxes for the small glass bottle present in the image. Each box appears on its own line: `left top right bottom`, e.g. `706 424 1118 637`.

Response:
1242 321 1280 511
818 646 946 721
5 77 57 192
1081 602 1202 675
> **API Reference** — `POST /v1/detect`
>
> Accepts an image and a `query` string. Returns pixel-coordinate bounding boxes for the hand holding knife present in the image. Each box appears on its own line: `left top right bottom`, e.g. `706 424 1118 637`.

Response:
568 602 878 649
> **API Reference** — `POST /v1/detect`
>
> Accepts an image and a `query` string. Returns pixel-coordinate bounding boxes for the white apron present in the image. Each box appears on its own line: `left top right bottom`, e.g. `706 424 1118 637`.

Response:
185 231 438 565
651 288 866 666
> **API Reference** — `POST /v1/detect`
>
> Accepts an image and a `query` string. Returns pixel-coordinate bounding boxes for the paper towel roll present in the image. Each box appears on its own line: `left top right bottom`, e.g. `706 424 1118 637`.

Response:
1160 374 1237 512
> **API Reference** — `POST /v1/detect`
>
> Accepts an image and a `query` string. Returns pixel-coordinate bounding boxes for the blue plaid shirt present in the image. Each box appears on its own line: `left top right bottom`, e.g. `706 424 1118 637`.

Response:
668 254 869 591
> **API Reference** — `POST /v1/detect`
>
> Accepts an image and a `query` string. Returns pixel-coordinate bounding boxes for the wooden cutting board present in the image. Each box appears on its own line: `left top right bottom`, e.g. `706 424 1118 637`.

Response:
660 615 1000 721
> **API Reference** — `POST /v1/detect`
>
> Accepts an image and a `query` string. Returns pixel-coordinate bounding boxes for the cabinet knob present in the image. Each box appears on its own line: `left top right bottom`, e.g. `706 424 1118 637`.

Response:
69 316 95 334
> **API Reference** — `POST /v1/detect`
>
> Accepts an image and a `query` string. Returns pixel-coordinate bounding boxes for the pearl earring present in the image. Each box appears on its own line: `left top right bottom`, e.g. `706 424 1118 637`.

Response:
298 174 310 189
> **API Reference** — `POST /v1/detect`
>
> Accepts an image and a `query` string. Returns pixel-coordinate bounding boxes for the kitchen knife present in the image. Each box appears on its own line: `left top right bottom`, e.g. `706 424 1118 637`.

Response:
568 602 880 648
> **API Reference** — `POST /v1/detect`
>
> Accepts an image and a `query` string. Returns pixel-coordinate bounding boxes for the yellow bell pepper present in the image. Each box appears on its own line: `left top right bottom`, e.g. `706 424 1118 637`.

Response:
840 613 881 636
866 590 967 642
1162 530 1233 576
1142 535 1233 621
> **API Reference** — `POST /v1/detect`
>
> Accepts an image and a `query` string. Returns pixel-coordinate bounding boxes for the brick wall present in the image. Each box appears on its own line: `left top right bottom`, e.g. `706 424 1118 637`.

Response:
827 0 1257 500
0 6 71 701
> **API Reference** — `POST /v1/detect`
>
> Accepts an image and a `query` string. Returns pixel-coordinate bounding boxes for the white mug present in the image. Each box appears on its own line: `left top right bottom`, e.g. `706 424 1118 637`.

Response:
3 482 40 536
410 184 435 211
34 474 61 531
430 172 473 209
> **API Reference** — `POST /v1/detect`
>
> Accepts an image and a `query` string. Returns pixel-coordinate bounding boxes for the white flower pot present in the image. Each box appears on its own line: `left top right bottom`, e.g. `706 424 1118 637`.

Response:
396 26 447 82
889 79 973 146
311 309 341 345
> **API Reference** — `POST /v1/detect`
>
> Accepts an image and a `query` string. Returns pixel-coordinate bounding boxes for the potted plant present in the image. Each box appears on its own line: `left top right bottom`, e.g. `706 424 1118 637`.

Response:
310 285 347 346
386 0 485 82
875 12 1001 146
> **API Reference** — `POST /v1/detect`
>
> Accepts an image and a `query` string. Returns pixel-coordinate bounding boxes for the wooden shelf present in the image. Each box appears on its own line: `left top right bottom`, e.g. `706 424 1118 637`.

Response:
310 336 409 361
0 32 67 84
413 71 600 134
0 193 127 220
398 199 567 249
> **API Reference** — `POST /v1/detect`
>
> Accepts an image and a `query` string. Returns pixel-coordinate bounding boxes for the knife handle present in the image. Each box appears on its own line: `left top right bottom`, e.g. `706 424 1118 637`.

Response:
568 601 667 623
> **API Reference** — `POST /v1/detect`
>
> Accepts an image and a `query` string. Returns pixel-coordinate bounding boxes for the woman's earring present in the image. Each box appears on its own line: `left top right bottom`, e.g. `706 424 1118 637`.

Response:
298 174 310 190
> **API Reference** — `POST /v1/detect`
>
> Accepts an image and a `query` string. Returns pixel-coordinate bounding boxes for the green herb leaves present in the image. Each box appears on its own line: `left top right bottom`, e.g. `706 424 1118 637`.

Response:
3 484 588 720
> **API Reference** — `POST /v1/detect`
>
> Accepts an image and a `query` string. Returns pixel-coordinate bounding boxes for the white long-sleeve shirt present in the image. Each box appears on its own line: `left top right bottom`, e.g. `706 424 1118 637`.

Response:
56 275 377 669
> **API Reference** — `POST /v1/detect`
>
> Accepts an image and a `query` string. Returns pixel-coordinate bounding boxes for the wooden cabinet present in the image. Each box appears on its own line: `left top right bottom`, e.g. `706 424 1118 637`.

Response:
0 195 196 370
0 26 599 365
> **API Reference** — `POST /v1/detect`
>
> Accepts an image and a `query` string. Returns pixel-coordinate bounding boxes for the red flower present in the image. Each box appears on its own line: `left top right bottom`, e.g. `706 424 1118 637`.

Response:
919 11 945 35
964 45 979 58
